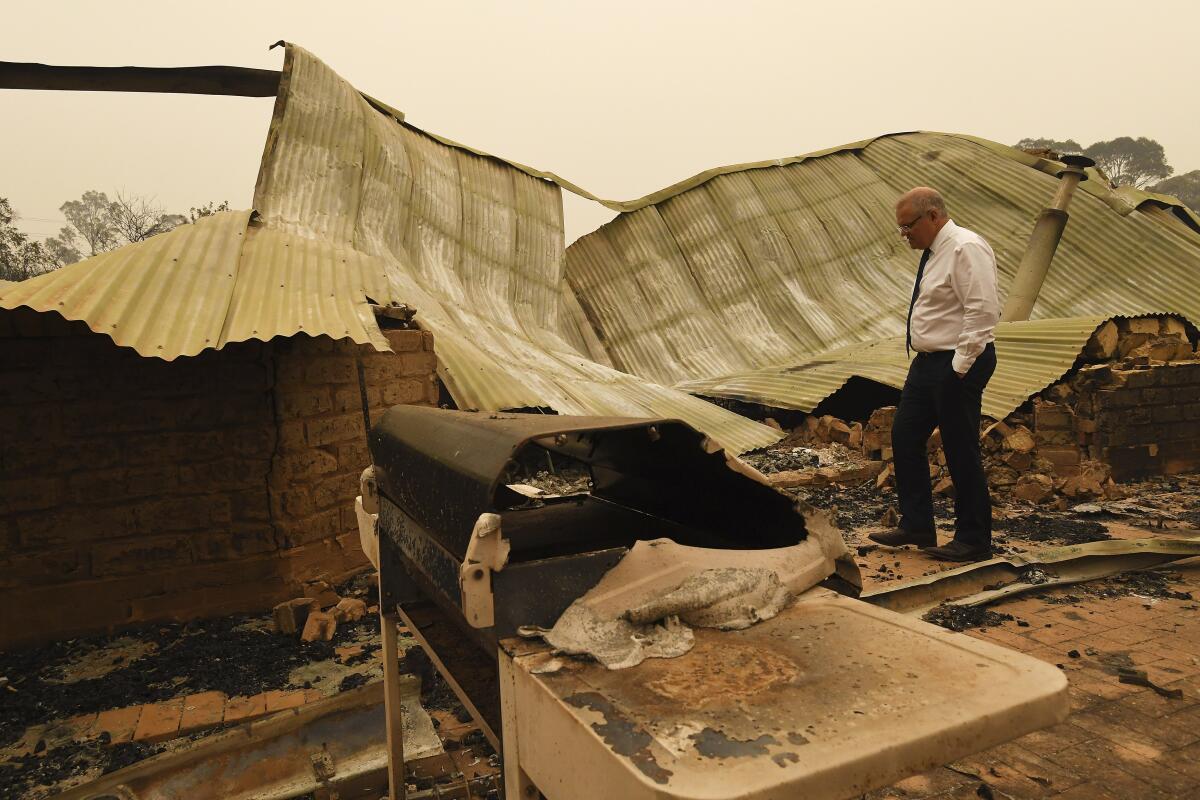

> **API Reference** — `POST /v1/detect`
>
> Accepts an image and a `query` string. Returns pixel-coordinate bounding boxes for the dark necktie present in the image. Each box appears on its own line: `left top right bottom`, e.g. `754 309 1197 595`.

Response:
905 248 931 359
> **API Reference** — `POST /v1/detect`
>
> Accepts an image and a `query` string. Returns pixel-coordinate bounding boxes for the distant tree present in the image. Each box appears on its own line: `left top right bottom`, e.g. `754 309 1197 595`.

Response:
52 189 196 263
43 227 82 266
1151 170 1200 213
1014 137 1084 156
107 191 185 243
0 198 57 282
1014 135 1175 190
1084 137 1173 189
59 190 118 256
187 200 231 223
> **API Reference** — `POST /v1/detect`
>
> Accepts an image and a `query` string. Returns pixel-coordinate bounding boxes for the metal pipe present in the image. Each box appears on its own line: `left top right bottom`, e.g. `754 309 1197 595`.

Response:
1000 154 1095 321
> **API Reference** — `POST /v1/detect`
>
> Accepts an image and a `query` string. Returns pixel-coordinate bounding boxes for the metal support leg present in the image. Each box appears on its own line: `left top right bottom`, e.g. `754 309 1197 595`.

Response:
381 603 406 800
499 649 539 800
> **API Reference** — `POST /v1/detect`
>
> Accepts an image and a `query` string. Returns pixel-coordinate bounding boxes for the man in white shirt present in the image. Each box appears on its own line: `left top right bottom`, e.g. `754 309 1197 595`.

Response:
869 187 1000 562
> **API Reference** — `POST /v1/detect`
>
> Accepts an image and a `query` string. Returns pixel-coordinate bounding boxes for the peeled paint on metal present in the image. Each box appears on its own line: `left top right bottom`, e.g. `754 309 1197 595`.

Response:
565 131 1200 397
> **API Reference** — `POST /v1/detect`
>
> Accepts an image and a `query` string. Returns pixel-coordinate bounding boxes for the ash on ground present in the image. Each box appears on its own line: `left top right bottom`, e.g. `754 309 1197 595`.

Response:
0 571 476 800
1037 569 1193 605
741 446 821 474
923 605 1015 632
994 514 1111 546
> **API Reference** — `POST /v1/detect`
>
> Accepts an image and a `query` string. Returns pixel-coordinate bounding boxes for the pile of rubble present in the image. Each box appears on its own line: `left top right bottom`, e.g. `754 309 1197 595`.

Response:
748 315 1199 508
272 579 371 642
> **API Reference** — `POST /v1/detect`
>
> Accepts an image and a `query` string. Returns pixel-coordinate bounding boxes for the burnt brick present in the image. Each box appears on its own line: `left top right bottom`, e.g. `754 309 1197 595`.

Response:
271 449 339 484
399 351 436 376
1094 389 1141 410
305 413 366 447
0 443 59 477
92 535 194 577
0 548 85 589
1151 405 1184 424
304 357 357 385
1038 445 1082 473
276 419 306 451
1034 404 1075 429
277 509 342 548
132 495 233 534
1104 444 1162 481
123 433 179 465
275 387 333 418
333 384 380 413
336 440 371 471
1035 429 1076 447
1172 386 1200 404
16 506 136 548
383 329 424 352
1160 440 1200 475
1 476 63 514
311 471 360 512
381 378 428 406
193 527 277 562
179 459 270 492
1161 363 1200 386
1120 369 1163 389
1141 387 1173 405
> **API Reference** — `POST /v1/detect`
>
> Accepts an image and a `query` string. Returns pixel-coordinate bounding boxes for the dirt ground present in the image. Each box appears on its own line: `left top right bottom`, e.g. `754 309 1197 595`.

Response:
1 466 1197 799
799 471 1200 800
0 571 497 799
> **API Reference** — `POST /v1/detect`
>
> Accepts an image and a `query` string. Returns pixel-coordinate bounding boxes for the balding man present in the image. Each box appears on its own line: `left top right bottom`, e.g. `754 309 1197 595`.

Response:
869 188 1000 562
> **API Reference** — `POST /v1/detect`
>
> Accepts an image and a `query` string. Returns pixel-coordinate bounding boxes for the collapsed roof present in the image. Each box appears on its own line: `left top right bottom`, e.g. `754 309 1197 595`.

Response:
3 46 1198 450
565 133 1200 419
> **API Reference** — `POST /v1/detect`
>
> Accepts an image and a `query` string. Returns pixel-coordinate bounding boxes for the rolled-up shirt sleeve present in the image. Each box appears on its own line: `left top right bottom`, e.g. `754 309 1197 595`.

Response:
949 241 1000 374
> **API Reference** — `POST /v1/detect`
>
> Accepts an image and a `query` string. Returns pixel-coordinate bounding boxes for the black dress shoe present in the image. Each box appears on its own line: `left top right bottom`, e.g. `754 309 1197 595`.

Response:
868 528 937 548
925 540 992 562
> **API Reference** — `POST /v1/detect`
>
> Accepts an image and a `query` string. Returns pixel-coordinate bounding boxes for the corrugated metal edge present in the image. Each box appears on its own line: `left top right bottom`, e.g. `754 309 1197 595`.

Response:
679 314 1195 421
0 211 251 359
0 211 396 360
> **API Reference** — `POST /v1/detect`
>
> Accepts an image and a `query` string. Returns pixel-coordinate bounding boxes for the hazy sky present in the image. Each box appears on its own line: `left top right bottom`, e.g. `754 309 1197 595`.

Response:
4 1 1198 245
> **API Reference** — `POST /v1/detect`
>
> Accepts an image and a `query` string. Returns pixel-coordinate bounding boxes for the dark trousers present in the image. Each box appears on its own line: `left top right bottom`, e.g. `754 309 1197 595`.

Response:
892 343 996 547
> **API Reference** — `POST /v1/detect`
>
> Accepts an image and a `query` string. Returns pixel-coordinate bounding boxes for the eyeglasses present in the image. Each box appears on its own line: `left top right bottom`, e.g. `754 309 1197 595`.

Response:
896 212 927 235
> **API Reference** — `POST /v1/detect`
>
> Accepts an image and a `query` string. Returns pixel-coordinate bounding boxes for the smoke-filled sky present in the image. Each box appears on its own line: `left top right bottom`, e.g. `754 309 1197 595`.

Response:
4 1 1197 244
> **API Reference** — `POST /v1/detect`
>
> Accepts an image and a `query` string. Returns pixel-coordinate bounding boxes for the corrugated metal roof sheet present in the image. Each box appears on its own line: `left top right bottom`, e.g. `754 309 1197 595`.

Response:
678 317 1129 421
565 132 1200 409
0 211 397 358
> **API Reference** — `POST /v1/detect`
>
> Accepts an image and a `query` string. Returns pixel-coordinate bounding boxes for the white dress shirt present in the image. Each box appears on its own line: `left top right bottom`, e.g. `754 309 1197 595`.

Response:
909 219 1000 374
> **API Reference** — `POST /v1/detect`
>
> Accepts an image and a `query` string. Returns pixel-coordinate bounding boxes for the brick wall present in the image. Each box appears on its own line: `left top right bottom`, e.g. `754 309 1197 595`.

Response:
1074 362 1200 480
0 317 437 649
267 329 437 553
